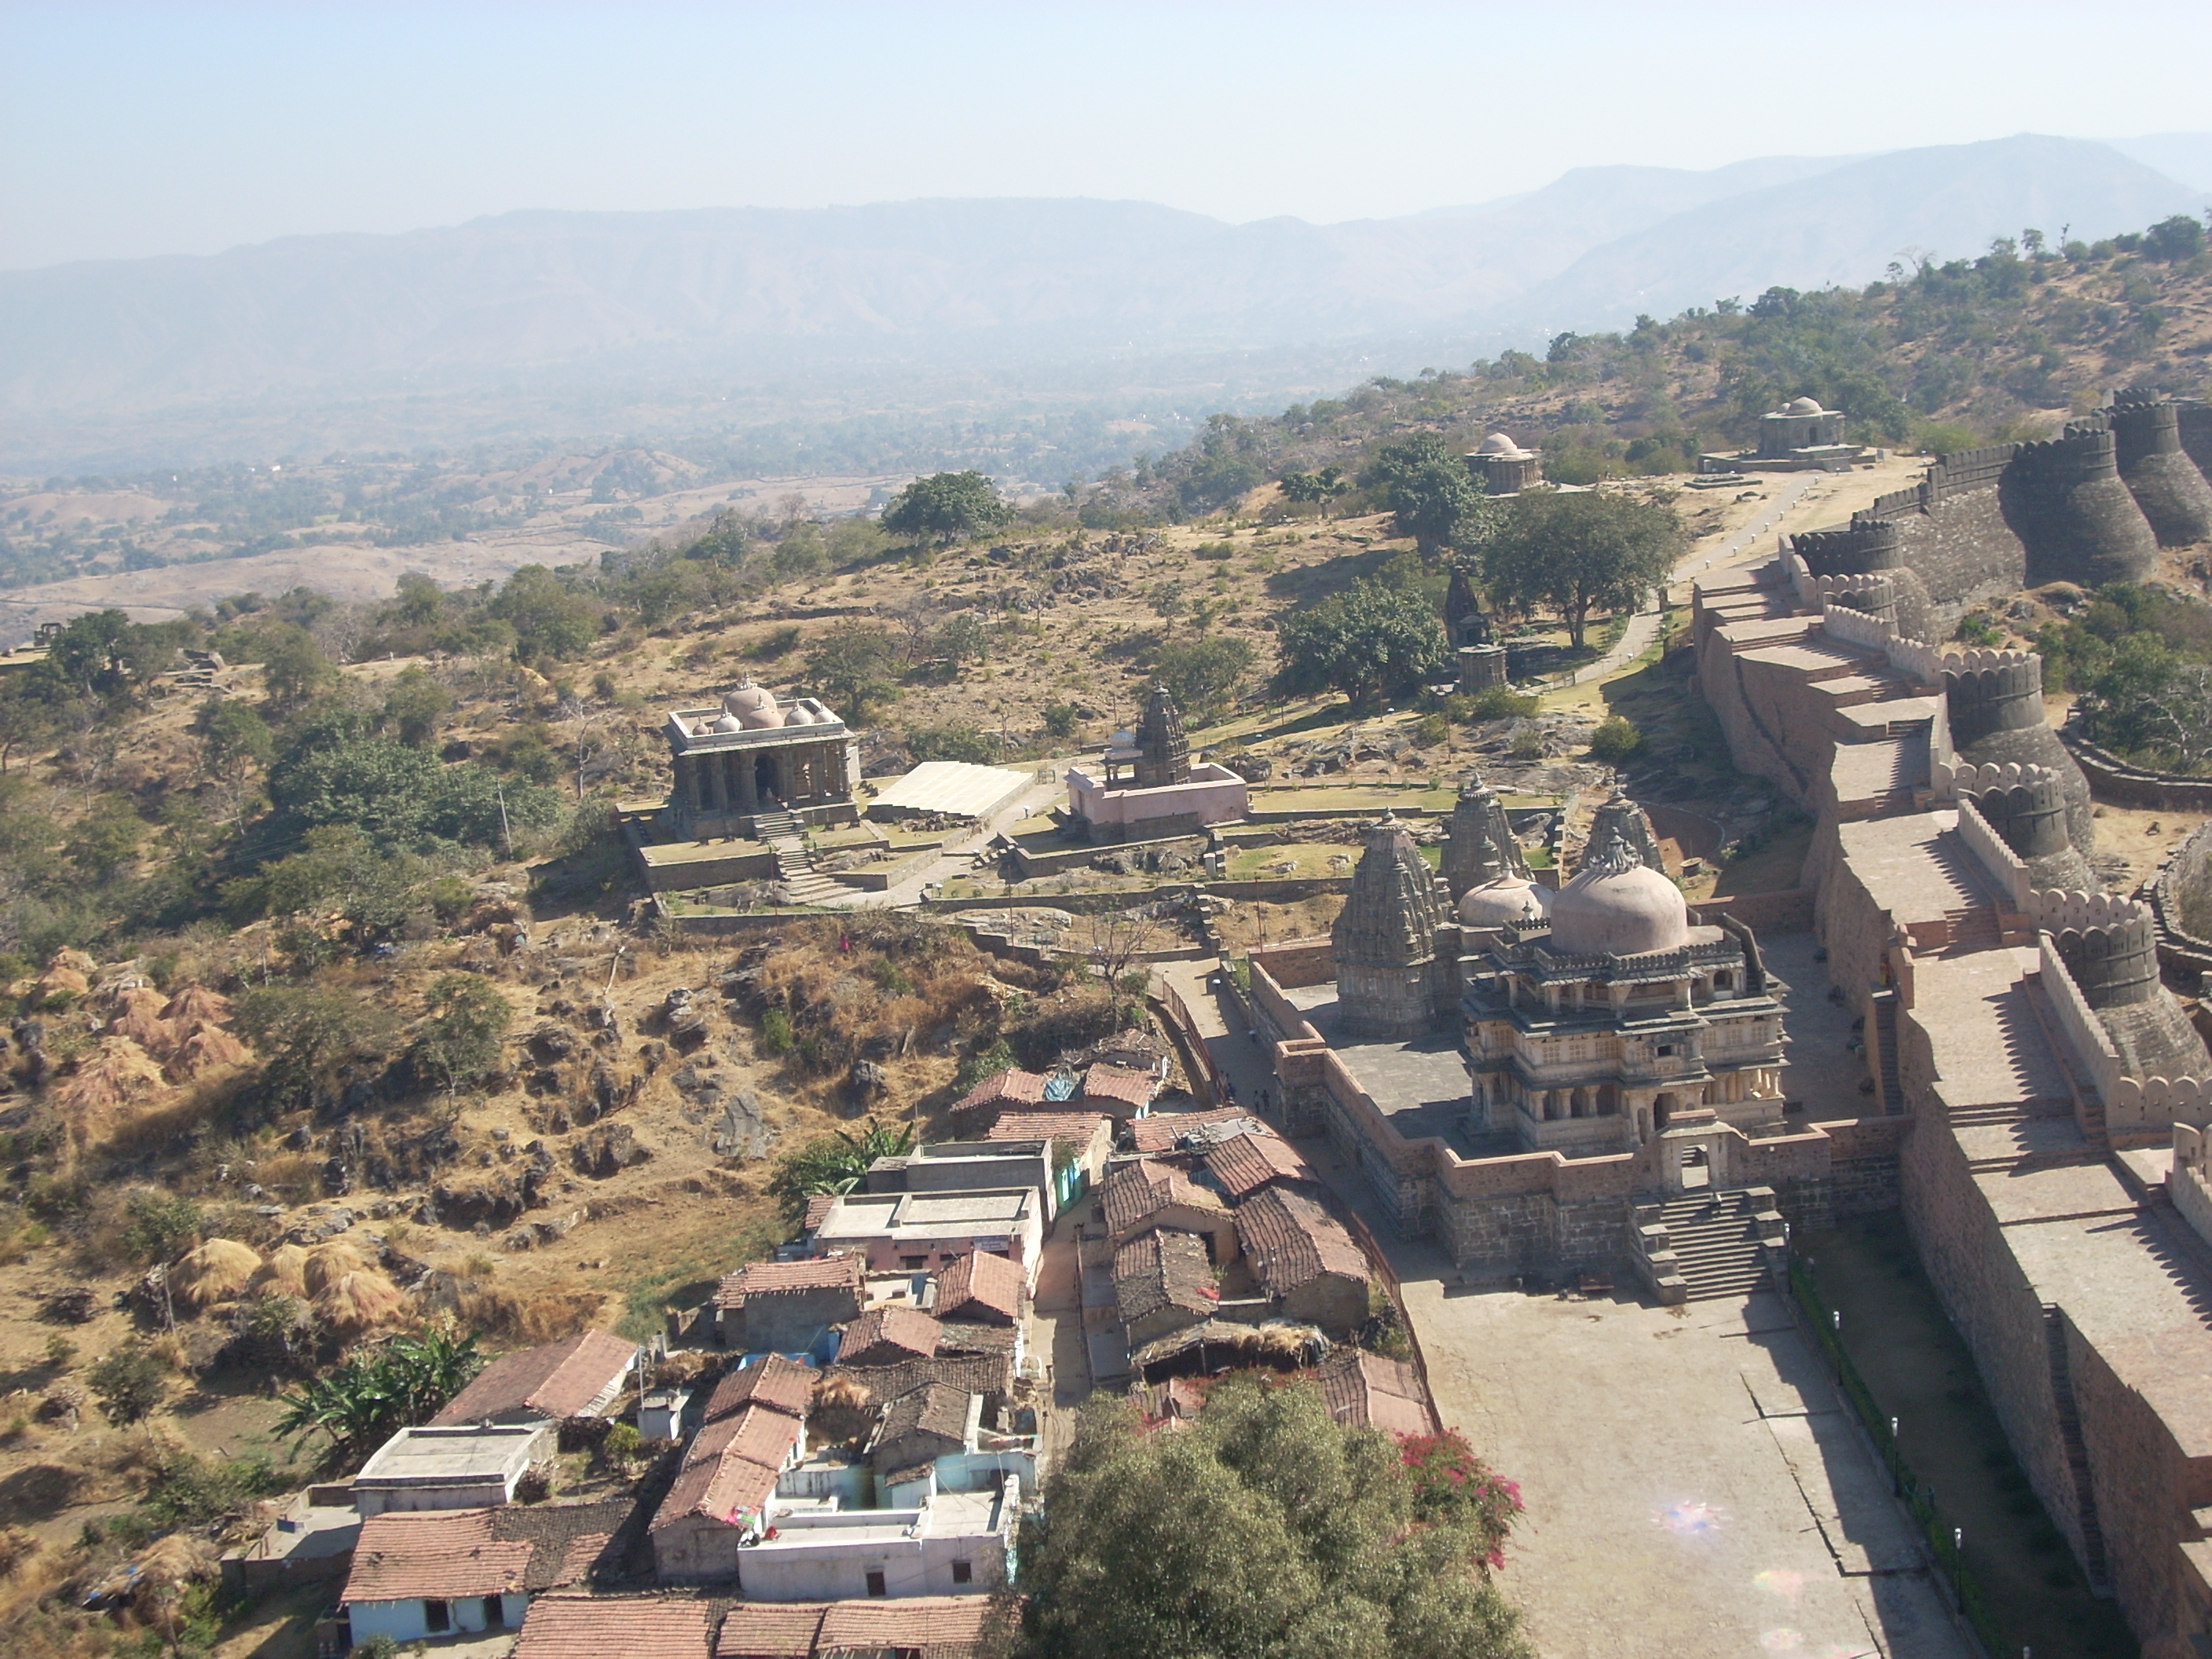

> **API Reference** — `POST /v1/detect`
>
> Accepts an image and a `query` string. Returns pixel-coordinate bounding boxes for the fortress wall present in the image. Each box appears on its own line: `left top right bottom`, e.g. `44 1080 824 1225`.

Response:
2004 420 2162 588
2057 721 2212 812
1892 1042 2088 1574
2178 403 2212 481
1888 487 2028 627
2112 397 2212 547
2069 1329 2212 1649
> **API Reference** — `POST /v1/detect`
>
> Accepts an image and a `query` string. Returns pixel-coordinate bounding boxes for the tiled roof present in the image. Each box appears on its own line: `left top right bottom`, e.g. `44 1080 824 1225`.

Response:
872 1382 974 1449
815 1596 1003 1657
836 1305 942 1365
952 1068 1048 1114
718 1602 828 1657
1206 1130 1317 1199
713 1255 863 1309
802 1193 837 1233
702 1355 815 1423
1113 1229 1218 1325
650 1406 800 1533
1235 1188 1370 1295
1130 1107 1262 1154
934 1250 1024 1324
824 1352 1013 1406
1081 1063 1160 1108
1317 1346 1434 1437
430 1328 638 1425
342 1498 631 1604
342 1511 527 1603
934 1321 1019 1358
983 1110 1108 1145
1098 1158 1227 1239
518 1595 716 1659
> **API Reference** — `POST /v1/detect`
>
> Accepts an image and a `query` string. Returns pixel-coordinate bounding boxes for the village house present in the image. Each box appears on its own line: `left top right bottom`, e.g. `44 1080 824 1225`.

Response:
1317 1346 1435 1437
722 1482 1020 1602
1234 1186 1372 1331
715 1595 1005 1658
350 1423 551 1518
1204 1127 1320 1200
836 1305 943 1368
650 1397 809 1584
1079 1061 1163 1119
811 1188 1044 1284
339 1496 628 1646
931 1248 1026 1328
1095 1157 1239 1263
512 1594 716 1659
948 1067 1051 1133
714 1255 866 1353
1112 1229 1220 1349
429 1329 638 1428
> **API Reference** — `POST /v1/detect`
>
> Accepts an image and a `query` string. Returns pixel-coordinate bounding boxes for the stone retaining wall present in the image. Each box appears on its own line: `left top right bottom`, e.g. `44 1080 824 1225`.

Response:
2055 720 2212 811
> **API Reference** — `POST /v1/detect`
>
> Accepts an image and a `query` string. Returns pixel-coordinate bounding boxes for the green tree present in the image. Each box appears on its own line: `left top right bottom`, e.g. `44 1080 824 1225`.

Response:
1272 577 1449 710
881 471 1016 548
1481 491 1681 650
2144 214 2207 263
412 974 513 1101
86 1344 169 1426
492 565 601 662
121 1189 204 1263
268 715 559 854
0 678 60 774
768 1120 917 1216
255 623 336 704
194 696 274 774
1361 436 1497 558
1278 465 1350 520
41 610 183 700
274 1324 485 1461
383 667 453 748
64 801 145 885
1151 635 1256 723
1020 1376 1529 1659
804 621 903 723
935 612 993 668
235 985 397 1115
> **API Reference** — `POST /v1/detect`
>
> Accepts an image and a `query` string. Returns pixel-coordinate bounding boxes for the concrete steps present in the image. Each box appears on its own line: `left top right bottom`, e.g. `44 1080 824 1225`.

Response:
766 834 846 904
1632 1187 1785 1303
1871 990 1905 1114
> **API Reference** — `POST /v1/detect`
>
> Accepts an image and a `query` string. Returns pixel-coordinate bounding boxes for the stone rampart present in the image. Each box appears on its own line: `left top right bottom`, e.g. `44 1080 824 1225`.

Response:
1944 650 2094 849
1689 889 1816 931
1953 793 2031 908
2004 419 2161 587
2178 401 2212 479
2148 819 2212 976
2055 718 2212 812
1249 939 1336 991
2170 1121 2212 1248
2036 932 2212 1138
2111 394 2212 546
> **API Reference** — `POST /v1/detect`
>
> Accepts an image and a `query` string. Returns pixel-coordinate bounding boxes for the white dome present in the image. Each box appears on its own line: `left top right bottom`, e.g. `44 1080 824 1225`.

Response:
1784 396 1824 416
724 681 783 730
784 704 819 727
709 712 745 733
1548 831 1688 957
1458 875 1552 928
1476 432 1525 457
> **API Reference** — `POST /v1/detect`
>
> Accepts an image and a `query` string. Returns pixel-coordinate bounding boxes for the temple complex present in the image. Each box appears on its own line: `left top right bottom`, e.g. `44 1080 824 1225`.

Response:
1463 431 1543 494
1061 684 1248 843
1331 815 1453 1040
661 680 860 838
1700 394 1865 473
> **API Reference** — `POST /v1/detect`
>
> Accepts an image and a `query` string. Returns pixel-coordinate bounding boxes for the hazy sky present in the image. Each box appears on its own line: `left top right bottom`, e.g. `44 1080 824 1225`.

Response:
5 0 2210 270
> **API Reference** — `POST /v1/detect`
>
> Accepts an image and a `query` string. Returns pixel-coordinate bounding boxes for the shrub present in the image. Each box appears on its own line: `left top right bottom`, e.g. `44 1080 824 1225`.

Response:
1464 686 1539 722
602 1422 643 1466
86 1344 168 1425
1042 703 1081 738
1588 716 1643 762
759 1009 795 1055
1508 728 1544 760
121 1189 203 1264
1412 713 1449 747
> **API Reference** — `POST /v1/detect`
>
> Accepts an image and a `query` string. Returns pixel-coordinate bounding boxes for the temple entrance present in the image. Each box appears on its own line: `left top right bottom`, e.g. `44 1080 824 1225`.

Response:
1679 1145 1712 1190
756 753 778 808
1654 1093 1674 1130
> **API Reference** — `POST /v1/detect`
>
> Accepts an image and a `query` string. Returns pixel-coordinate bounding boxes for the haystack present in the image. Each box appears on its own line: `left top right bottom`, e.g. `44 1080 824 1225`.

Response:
302 1240 373 1296
49 1038 169 1145
35 962 90 1003
166 1025 251 1082
250 1243 310 1298
172 1240 261 1311
313 1270 405 1335
162 985 235 1029
109 987 180 1058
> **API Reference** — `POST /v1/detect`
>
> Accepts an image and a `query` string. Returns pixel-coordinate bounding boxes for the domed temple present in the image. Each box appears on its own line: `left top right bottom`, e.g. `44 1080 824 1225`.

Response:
661 679 860 838
1462 830 1787 1156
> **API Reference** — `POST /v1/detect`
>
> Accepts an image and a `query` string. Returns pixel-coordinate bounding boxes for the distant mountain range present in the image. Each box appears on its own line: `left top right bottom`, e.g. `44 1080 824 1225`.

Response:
2 133 2203 476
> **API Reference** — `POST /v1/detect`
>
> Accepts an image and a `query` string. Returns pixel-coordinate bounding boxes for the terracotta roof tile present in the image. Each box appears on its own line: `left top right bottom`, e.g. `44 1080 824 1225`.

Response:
983 1110 1108 1144
1130 1108 1261 1154
952 1068 1049 1115
871 1382 974 1450
342 1497 633 1605
1113 1229 1218 1326
1235 1188 1370 1295
815 1595 1004 1657
1317 1346 1434 1437
717 1602 827 1657
1081 1063 1160 1108
430 1329 638 1426
1098 1158 1227 1240
702 1355 815 1423
934 1250 1024 1324
519 1595 716 1659
802 1193 837 1233
713 1255 864 1310
836 1305 942 1365
650 1406 799 1533
1206 1131 1317 1199
824 1352 1013 1405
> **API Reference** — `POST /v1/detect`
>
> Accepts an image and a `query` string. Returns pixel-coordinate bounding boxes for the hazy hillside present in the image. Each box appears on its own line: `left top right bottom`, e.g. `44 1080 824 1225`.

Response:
0 134 2203 476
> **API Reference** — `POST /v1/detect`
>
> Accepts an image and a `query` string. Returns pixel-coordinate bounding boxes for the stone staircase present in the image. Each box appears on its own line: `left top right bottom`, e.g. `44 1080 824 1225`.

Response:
2043 1306 2115 1598
1631 1186 1785 1303
752 808 803 840
1942 905 2003 955
762 827 847 905
1870 988 1904 1114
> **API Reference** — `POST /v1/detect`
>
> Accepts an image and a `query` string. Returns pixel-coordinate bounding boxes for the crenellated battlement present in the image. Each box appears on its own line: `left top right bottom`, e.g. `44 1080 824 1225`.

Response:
1943 652 2048 744
2107 390 2212 546
1789 519 1900 576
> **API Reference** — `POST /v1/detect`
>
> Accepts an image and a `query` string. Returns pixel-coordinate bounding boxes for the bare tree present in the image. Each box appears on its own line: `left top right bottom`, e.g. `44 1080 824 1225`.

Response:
1086 906 1170 988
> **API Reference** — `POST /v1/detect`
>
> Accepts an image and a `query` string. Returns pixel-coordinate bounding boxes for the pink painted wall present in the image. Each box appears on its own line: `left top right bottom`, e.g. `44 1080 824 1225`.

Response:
1066 763 1249 828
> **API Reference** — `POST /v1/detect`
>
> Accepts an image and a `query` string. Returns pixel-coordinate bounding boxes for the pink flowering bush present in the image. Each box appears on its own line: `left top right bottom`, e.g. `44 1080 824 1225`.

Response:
1401 1429 1525 1570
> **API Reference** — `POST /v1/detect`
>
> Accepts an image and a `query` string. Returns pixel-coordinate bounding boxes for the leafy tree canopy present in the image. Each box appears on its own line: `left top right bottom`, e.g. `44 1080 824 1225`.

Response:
267 709 561 855
276 1324 485 1462
882 471 1016 547
1019 1376 1529 1659
1272 576 1449 710
490 564 602 662
1150 635 1257 724
1481 490 1680 649
804 621 903 723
